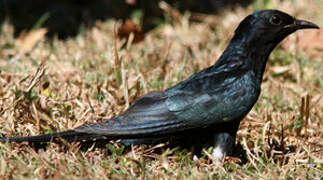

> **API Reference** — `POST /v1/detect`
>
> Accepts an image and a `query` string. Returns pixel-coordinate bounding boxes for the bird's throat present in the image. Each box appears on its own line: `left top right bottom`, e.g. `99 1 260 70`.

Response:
220 40 275 83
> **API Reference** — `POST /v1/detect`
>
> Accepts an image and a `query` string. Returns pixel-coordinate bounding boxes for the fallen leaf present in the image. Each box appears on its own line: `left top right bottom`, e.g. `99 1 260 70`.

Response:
225 156 242 164
17 28 48 53
117 20 144 43
126 0 136 5
270 65 290 75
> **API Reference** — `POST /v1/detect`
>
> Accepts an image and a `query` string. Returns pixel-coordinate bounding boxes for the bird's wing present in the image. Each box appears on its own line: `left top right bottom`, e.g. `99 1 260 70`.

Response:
74 91 185 136
75 61 249 137
74 89 224 136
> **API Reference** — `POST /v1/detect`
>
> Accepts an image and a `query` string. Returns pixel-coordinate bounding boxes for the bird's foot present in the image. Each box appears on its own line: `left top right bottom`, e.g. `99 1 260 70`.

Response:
212 145 225 161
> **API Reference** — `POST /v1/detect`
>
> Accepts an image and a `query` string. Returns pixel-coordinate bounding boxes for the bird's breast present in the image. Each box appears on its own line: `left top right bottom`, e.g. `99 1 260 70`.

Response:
212 72 260 122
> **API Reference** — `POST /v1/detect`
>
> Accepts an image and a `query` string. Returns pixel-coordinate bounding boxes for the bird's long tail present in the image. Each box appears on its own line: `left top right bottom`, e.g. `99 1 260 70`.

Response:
0 130 105 143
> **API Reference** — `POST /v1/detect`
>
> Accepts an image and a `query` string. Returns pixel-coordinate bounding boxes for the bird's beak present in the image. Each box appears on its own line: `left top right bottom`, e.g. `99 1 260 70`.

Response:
284 19 319 30
295 19 319 29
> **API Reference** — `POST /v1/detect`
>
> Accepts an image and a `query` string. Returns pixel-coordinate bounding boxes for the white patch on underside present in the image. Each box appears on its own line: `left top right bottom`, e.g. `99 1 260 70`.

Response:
212 145 225 161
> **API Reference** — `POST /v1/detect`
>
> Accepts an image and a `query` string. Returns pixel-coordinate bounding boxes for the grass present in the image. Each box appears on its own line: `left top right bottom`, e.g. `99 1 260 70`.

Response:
0 0 322 179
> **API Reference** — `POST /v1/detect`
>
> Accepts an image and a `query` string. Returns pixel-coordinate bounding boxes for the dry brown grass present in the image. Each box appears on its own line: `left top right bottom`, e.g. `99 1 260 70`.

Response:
0 0 322 179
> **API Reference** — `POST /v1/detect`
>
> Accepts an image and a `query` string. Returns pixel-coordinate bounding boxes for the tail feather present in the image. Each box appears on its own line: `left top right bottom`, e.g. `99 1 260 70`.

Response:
0 130 107 143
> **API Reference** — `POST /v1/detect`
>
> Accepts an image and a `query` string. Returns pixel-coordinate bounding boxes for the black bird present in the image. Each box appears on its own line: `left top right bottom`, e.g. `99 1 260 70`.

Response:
0 10 319 160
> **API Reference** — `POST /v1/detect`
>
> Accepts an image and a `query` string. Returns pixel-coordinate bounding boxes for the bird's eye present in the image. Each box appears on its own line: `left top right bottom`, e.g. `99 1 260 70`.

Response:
269 15 282 25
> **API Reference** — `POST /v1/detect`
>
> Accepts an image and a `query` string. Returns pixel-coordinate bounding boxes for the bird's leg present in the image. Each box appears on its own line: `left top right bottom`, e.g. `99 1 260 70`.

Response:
211 132 236 161
210 120 241 161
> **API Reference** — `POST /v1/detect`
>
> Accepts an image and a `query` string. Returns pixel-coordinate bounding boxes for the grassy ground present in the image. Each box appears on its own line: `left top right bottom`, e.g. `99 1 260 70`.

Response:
0 0 322 179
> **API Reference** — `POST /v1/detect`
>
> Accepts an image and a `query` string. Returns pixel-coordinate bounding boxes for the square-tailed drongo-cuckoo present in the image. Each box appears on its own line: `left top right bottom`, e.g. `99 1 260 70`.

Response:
0 10 319 160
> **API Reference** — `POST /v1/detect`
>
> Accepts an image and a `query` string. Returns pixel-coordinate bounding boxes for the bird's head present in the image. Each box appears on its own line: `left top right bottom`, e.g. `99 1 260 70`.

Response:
223 10 319 81
232 10 319 51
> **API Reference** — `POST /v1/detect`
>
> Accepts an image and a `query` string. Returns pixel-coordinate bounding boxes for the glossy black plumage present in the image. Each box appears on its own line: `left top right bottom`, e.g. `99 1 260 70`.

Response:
0 10 319 160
